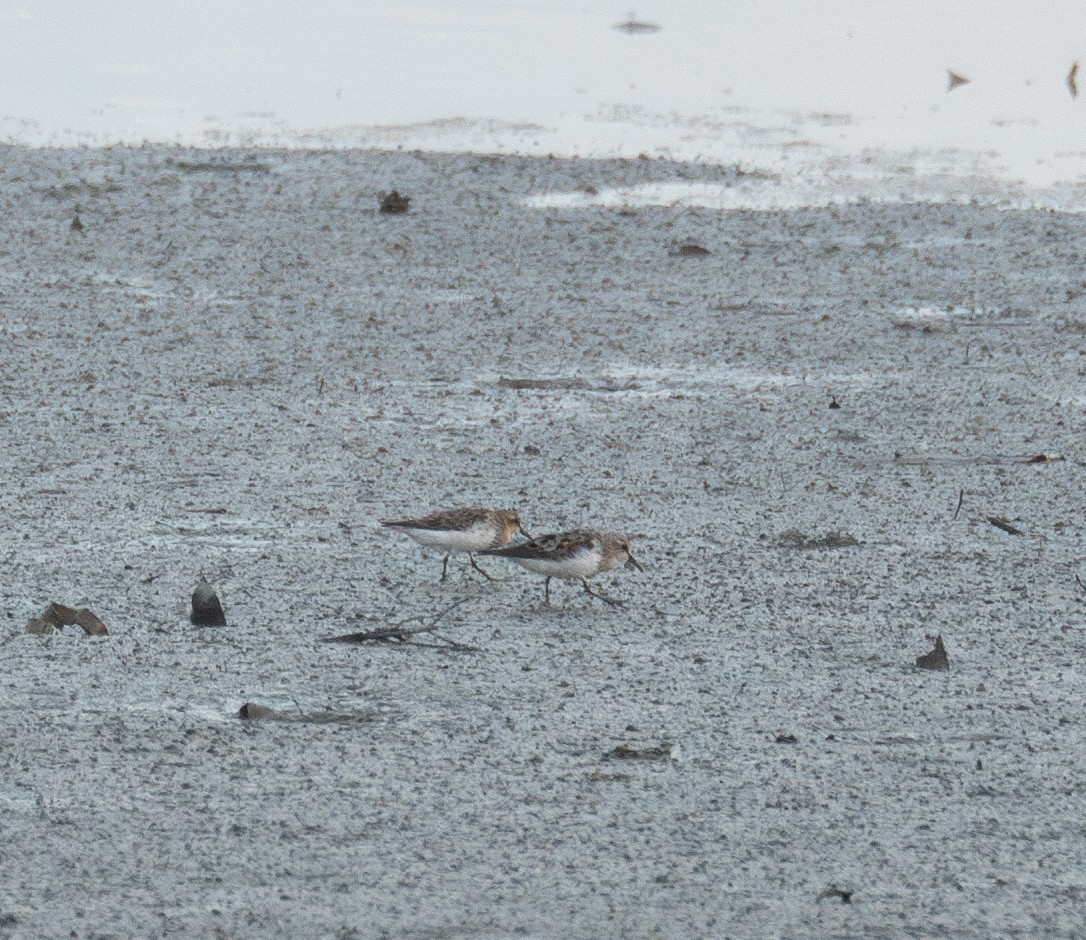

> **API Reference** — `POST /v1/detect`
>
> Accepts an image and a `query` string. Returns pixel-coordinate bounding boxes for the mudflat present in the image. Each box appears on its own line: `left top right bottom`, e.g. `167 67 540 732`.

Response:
2 145 1084 939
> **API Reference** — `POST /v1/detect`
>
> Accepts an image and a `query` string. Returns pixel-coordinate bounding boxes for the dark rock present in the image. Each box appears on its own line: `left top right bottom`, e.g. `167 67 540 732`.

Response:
238 703 285 721
379 190 411 214
191 581 227 626
916 634 950 671
817 884 854 904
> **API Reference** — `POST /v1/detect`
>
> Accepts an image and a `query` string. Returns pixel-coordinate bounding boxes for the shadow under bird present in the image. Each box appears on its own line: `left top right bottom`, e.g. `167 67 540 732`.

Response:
380 506 527 581
479 529 642 607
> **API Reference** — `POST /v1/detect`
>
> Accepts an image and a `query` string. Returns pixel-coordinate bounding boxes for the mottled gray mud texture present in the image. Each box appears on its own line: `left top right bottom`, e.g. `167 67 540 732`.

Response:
1 144 1085 940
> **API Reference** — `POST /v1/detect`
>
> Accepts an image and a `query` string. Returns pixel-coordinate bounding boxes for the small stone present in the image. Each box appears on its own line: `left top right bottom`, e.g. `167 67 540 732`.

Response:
379 190 411 214
916 634 950 671
237 703 284 721
817 884 854 904
190 581 227 626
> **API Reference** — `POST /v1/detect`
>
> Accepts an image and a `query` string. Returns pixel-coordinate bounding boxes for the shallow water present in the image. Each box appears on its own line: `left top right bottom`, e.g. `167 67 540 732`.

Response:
5 2 1086 201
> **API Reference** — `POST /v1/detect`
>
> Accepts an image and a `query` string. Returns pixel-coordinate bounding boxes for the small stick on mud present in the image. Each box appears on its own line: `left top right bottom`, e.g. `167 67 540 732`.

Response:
322 598 478 652
1075 573 1086 594
987 515 1024 536
952 488 965 521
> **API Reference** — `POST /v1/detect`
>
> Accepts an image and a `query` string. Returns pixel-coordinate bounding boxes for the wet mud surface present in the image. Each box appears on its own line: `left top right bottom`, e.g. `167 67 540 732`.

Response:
1 145 1085 938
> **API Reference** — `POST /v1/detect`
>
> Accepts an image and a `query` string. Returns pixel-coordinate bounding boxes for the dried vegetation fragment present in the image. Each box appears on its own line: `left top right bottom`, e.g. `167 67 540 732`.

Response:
499 376 591 391
891 307 954 333
237 702 374 724
26 602 108 636
947 70 971 92
673 242 711 257
169 159 271 174
986 515 1024 536
605 742 676 761
323 599 477 652
777 529 862 550
497 376 640 392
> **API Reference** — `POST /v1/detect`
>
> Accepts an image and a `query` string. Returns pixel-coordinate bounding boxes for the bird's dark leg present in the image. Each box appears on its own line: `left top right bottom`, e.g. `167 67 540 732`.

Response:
441 554 450 581
468 554 497 581
582 579 623 607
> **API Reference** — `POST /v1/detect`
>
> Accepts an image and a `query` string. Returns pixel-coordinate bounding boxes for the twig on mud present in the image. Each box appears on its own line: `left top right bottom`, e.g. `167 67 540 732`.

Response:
321 598 478 652
986 515 1024 536
1076 573 1086 594
952 488 965 521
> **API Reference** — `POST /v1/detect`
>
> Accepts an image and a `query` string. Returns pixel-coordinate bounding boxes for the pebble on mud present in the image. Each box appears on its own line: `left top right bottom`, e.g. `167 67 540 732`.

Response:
238 703 286 721
816 884 855 904
190 581 228 626
916 634 950 671
379 190 411 214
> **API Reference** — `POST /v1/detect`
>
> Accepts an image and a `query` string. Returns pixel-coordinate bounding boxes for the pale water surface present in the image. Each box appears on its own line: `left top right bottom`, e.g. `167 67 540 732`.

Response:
4 1 1086 207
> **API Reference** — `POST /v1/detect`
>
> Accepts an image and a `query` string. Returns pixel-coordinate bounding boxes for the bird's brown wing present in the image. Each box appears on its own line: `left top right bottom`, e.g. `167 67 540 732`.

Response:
381 507 488 530
482 530 594 559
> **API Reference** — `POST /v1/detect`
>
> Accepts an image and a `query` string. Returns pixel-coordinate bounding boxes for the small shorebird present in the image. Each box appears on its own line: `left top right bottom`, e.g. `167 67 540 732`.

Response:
480 529 642 606
380 506 526 581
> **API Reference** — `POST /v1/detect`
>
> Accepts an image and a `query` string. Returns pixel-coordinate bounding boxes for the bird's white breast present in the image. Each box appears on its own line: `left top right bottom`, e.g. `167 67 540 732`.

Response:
515 545 603 580
402 520 494 552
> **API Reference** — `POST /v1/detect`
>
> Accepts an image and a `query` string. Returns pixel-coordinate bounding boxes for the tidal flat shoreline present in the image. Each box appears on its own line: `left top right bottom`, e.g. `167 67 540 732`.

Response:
1 144 1085 939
